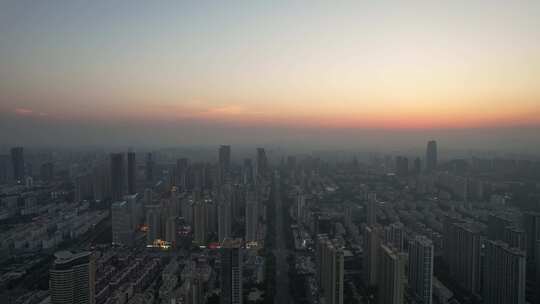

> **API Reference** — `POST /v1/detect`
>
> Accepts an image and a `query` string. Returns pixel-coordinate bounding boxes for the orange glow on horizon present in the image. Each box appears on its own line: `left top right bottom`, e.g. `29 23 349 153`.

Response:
13 97 537 131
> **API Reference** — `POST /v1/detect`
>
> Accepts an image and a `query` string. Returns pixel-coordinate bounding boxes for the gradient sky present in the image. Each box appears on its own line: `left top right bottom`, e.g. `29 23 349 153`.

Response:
1 0 539 149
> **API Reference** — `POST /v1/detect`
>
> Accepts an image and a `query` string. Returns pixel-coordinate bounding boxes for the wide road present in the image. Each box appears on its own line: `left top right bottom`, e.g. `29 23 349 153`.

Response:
273 171 292 304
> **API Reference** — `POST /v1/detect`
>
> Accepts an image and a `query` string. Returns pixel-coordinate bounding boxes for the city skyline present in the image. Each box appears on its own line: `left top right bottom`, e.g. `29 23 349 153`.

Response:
1 2 540 304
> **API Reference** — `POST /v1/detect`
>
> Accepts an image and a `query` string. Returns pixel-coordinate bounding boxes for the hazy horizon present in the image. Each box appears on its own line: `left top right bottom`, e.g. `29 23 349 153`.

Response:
1 1 539 152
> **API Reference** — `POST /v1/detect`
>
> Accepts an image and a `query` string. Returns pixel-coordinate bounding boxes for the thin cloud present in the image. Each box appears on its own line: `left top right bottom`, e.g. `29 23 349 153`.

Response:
14 107 34 116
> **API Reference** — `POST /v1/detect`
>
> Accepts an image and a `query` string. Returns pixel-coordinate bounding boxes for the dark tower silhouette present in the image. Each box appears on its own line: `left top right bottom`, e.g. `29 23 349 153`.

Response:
110 153 125 201
425 140 437 172
414 157 422 175
176 158 189 190
145 153 154 182
256 148 267 178
219 145 231 183
127 151 136 194
10 147 24 184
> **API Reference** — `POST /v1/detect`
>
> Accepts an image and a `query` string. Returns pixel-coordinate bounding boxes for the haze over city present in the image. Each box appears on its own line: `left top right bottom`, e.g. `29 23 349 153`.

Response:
1 2 540 304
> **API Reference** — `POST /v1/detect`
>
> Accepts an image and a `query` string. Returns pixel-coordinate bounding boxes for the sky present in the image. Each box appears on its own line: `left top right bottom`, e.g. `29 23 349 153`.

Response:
1 0 539 151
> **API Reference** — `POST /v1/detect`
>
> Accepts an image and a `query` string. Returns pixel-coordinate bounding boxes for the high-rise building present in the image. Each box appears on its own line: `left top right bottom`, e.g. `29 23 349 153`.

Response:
413 157 422 175
165 216 177 247
315 235 329 287
384 222 405 252
177 158 189 190
127 151 136 194
75 173 93 202
125 193 141 230
366 192 377 226
408 236 434 304
92 161 110 201
10 147 24 184
146 204 162 245
245 191 258 242
523 212 540 263
378 244 405 304
363 225 382 287
343 204 353 229
111 201 133 246
256 148 267 178
297 192 306 225
219 145 231 183
395 156 409 177
50 251 96 304
218 185 232 243
504 226 526 251
193 200 208 245
0 154 9 183
145 152 154 182
242 158 254 185
483 240 526 304
425 140 437 172
443 220 482 295
317 238 344 304
221 238 243 304
110 153 125 201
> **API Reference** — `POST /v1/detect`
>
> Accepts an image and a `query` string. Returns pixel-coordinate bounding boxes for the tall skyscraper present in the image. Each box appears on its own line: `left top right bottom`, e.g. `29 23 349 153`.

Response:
315 234 329 287
242 158 254 185
127 150 136 194
413 157 422 175
165 216 177 247
145 152 154 182
221 238 243 304
111 201 133 246
503 226 526 251
366 192 377 226
378 244 405 304
10 147 24 184
384 222 405 252
0 154 9 183
50 251 96 304
110 153 125 201
483 240 526 304
146 204 161 245
363 225 382 287
92 161 110 201
317 238 344 304
125 193 141 230
193 200 208 245
425 140 437 172
177 158 189 190
256 148 267 178
219 145 231 183
443 220 482 295
523 212 540 263
297 192 306 225
408 236 434 304
245 191 258 242
218 185 232 242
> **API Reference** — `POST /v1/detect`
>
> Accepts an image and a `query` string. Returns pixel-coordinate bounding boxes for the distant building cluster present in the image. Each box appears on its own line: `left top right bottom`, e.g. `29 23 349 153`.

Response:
1 140 540 304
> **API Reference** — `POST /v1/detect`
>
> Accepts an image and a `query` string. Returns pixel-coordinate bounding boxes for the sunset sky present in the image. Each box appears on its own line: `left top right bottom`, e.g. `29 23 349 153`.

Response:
1 1 539 149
